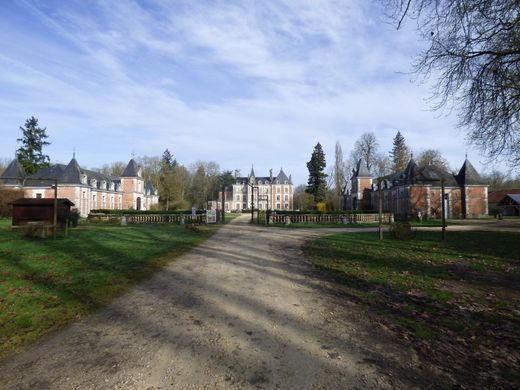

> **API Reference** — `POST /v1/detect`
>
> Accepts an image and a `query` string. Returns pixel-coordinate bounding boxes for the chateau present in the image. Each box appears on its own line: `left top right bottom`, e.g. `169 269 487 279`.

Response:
219 167 294 211
0 157 159 217
343 157 488 219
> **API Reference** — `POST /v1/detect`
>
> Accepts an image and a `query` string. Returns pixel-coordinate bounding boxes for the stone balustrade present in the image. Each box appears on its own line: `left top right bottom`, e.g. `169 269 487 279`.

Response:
269 213 393 224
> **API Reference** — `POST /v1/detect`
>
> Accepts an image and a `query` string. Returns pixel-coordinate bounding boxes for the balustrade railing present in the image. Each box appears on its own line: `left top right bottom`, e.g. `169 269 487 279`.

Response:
269 213 393 224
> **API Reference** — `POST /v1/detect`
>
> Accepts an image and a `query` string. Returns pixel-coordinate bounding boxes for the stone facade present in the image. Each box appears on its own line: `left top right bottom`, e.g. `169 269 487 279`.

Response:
219 167 294 211
343 158 488 219
0 157 159 217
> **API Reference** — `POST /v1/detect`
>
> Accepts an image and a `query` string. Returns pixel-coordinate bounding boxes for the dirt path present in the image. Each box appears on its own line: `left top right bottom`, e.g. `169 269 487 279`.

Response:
0 216 447 389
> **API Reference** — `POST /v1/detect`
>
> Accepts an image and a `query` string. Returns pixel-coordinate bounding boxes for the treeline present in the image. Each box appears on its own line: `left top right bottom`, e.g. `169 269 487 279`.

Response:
89 149 229 210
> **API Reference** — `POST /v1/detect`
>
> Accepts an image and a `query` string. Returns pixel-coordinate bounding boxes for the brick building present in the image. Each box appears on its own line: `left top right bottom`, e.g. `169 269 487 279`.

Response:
219 167 294 211
343 158 488 219
0 157 158 217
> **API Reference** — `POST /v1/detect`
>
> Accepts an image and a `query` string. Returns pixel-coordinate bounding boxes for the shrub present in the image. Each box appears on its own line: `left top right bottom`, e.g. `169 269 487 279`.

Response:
391 221 413 240
0 189 24 218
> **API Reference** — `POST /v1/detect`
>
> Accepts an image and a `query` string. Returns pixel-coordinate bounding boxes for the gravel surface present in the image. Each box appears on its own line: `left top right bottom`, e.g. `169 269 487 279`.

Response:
0 215 448 389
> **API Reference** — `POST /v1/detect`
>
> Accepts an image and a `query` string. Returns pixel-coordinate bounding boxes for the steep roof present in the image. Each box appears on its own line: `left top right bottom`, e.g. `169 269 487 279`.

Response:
249 166 255 178
122 159 140 177
0 158 26 185
275 168 290 183
61 158 82 184
456 159 483 185
356 159 371 177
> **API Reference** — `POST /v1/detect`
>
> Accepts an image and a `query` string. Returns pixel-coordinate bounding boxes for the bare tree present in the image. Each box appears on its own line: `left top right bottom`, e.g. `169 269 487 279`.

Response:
416 148 451 171
386 0 520 168
349 132 391 177
350 132 379 172
333 141 345 210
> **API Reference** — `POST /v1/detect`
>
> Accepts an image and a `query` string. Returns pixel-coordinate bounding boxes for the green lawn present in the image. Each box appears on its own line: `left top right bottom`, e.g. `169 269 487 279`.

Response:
0 219 218 357
304 231 520 385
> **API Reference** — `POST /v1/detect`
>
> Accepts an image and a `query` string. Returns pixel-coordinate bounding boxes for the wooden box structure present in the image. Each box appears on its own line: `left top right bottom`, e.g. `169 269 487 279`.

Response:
10 198 75 226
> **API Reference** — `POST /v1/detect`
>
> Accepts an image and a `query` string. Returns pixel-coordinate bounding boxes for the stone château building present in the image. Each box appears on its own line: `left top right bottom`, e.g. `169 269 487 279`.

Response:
0 157 158 217
343 157 488 219
219 167 294 211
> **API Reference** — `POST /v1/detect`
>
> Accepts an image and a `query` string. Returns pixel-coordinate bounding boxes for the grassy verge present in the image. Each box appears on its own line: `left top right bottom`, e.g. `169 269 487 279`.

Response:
304 230 520 386
0 219 218 357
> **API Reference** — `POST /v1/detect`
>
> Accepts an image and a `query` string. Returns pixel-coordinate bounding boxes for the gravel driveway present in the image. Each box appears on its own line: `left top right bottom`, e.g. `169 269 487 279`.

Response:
0 215 446 389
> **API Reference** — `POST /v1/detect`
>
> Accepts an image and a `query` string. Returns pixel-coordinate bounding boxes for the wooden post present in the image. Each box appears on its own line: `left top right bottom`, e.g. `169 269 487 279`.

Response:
378 179 383 241
53 178 58 240
221 185 225 224
441 178 446 241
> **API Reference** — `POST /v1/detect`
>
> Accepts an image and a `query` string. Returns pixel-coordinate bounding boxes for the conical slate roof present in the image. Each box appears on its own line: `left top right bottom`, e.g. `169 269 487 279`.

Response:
249 166 255 178
0 158 26 185
456 159 483 185
356 159 371 177
402 158 419 183
122 159 140 177
61 158 82 184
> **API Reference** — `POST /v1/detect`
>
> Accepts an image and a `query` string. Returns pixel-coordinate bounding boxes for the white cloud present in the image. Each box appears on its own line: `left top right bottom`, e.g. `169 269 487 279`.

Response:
0 0 492 185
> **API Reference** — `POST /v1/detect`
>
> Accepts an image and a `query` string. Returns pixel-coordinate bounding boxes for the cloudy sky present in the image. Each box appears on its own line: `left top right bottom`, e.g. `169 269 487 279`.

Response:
0 0 489 184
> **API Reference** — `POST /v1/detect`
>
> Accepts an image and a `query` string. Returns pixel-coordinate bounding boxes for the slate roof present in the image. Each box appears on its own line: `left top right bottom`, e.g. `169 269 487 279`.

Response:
122 159 140 177
0 158 26 185
234 168 293 185
456 159 483 185
507 194 520 204
355 159 372 177
488 189 520 203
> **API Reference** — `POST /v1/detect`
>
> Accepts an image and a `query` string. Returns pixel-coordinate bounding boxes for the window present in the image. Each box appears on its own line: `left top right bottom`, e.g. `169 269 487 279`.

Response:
36 193 42 198
285 186 288 192
284 195 288 201
236 203 240 209
284 203 289 209
236 195 240 201
277 187 280 193
276 195 280 201
276 203 281 209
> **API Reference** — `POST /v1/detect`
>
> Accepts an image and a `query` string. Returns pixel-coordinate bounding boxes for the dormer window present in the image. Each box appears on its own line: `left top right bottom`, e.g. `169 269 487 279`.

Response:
90 178 97 188
80 174 88 185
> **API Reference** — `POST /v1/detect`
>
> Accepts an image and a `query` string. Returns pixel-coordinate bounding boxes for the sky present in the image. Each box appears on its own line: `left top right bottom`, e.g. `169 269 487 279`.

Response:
0 0 494 185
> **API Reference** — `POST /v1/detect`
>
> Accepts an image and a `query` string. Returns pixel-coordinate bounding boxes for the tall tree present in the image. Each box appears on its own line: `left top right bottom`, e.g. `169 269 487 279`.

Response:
416 149 451 171
390 131 410 172
351 132 379 172
387 0 520 167
306 142 328 203
16 116 51 175
333 141 345 211
159 149 177 210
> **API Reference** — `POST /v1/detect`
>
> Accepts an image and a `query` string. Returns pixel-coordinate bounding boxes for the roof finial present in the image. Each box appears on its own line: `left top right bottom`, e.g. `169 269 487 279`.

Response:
465 152 468 160
131 151 135 159
73 147 76 159
410 152 414 160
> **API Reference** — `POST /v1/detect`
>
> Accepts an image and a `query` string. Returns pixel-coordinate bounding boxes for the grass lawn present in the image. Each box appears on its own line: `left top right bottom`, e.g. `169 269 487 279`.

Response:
304 230 520 385
0 219 218 358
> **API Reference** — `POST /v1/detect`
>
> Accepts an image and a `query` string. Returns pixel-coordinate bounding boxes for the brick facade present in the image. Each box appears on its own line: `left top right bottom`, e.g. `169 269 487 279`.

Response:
343 158 488 219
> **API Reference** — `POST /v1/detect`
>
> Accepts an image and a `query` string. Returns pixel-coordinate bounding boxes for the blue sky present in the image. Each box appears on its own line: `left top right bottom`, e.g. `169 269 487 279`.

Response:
0 0 489 184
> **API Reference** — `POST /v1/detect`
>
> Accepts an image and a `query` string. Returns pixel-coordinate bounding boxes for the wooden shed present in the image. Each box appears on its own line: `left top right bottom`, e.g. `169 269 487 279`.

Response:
10 198 75 226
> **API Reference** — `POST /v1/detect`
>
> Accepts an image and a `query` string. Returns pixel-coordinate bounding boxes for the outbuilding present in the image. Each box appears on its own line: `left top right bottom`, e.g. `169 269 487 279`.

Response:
10 198 75 226
497 194 520 216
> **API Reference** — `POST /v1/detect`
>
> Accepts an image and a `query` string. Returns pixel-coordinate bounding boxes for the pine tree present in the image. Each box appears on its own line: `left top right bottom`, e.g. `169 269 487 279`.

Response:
16 116 51 175
390 131 410 172
159 149 176 210
306 142 328 203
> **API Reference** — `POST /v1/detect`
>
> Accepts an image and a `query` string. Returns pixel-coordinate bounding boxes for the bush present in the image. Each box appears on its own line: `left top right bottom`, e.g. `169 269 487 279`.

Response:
0 189 24 218
391 221 413 240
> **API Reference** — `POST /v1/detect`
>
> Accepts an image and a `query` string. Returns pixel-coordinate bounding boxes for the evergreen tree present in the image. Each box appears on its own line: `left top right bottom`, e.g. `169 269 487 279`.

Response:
159 149 176 210
390 131 410 172
16 116 51 175
306 142 328 203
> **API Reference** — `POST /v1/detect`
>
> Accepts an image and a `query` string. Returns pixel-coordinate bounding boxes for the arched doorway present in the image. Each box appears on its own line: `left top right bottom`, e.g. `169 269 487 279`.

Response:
136 197 141 210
